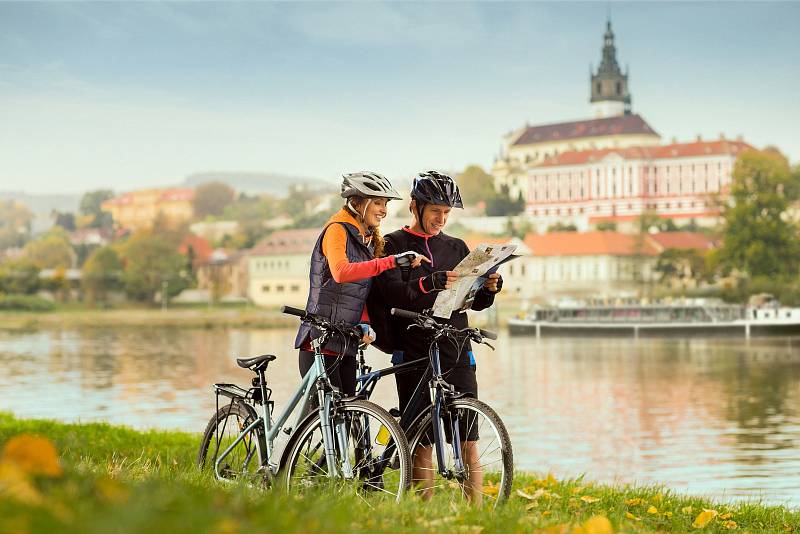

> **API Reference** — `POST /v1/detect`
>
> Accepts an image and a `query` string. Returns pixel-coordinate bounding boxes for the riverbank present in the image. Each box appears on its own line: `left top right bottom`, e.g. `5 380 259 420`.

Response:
1 414 796 533
0 307 299 331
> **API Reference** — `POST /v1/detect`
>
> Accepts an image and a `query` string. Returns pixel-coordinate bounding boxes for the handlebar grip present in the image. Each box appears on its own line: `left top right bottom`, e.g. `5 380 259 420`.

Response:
281 305 307 318
479 328 498 341
390 308 420 321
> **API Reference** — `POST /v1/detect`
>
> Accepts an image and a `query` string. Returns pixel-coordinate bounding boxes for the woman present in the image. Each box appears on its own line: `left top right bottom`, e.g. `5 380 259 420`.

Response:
294 171 426 396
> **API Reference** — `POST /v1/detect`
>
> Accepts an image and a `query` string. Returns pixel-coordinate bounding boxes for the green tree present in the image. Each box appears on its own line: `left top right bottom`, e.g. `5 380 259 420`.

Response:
596 221 617 231
714 150 800 279
193 182 235 219
0 258 40 294
546 222 578 232
23 228 75 269
655 248 711 289
0 200 33 250
82 246 123 304
485 185 524 216
222 194 279 248
79 189 114 229
457 165 495 205
120 233 188 302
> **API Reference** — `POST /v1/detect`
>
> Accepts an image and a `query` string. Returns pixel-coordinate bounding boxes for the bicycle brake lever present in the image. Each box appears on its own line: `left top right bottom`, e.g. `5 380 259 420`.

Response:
484 341 495 351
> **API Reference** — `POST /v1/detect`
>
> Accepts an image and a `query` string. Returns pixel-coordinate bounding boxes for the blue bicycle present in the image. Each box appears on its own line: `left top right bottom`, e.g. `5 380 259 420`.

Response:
356 308 513 508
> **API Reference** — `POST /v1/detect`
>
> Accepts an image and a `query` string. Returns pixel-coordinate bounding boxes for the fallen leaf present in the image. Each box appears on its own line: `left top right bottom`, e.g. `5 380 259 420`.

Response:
625 498 644 506
571 486 586 495
647 505 659 515
692 509 718 528
94 476 129 504
1 435 62 477
625 512 641 521
719 513 732 520
542 511 552 517
483 482 500 496
682 506 694 514
581 495 600 503
580 515 613 534
664 511 673 518
722 521 738 530
0 462 41 504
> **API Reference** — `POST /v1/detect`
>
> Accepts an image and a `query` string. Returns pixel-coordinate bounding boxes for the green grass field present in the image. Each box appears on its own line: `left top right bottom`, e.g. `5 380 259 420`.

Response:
0 413 797 533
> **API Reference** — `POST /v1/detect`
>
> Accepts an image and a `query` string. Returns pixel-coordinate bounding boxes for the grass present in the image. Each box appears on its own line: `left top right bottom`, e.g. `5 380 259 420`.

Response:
1 413 798 533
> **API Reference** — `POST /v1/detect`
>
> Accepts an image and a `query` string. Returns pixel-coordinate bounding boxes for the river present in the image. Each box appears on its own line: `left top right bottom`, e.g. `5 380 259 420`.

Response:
1 326 799 507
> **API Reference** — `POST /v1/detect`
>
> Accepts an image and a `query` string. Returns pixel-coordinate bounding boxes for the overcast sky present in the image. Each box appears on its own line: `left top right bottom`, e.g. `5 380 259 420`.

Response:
1 1 798 194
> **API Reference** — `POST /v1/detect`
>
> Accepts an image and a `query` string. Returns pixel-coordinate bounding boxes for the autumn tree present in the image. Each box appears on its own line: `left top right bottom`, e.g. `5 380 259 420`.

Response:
0 200 33 250
193 182 236 219
457 165 495 204
714 150 800 279
82 246 123 304
119 233 188 302
23 228 75 269
0 258 40 294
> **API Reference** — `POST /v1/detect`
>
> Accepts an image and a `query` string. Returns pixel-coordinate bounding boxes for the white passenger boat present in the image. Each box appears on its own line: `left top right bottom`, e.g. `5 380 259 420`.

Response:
508 301 800 338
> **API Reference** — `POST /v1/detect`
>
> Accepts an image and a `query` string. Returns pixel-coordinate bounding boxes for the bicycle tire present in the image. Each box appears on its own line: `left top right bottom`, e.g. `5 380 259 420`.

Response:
282 399 412 502
197 400 267 485
407 397 513 508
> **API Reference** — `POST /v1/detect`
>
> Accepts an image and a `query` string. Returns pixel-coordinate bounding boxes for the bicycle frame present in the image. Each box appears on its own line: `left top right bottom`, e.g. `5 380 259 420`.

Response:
213 331 355 481
356 336 469 480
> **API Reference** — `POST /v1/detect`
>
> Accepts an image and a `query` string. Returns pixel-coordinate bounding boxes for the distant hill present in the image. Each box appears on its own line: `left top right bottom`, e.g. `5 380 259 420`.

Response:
182 172 334 196
0 191 81 233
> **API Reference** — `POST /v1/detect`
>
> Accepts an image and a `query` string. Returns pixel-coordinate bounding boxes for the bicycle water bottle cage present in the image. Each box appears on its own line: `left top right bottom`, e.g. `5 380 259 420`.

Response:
236 354 277 372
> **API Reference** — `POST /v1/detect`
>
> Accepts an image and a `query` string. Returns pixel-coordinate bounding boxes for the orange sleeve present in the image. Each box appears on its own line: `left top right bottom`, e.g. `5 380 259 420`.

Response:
321 224 396 283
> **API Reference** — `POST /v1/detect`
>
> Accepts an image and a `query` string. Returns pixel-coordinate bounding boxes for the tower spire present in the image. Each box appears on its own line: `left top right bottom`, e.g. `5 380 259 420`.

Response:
589 18 631 117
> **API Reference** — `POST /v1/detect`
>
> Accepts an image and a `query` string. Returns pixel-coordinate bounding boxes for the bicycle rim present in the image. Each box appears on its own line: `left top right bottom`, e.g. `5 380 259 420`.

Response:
283 399 411 502
198 402 265 485
408 397 513 508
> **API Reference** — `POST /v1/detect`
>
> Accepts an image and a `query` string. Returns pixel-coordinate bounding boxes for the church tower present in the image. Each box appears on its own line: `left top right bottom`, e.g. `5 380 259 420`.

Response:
590 20 631 118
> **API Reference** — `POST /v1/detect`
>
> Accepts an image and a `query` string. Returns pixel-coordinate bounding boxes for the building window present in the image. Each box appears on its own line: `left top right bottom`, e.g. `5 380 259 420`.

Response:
262 285 270 292
276 285 285 292
291 284 300 292
616 81 621 94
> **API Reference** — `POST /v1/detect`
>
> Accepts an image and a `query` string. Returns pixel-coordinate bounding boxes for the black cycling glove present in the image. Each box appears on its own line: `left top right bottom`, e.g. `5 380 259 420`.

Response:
421 271 450 293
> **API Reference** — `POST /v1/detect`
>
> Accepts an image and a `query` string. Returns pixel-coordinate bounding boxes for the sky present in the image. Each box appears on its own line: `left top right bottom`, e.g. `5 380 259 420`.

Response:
1 1 799 195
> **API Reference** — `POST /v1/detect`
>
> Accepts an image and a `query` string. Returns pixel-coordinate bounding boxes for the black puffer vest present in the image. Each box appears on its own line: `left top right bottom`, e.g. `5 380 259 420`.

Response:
294 221 374 357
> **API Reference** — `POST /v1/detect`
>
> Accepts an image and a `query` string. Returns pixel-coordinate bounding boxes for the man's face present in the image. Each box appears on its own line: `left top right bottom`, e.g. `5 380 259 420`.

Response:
417 202 451 235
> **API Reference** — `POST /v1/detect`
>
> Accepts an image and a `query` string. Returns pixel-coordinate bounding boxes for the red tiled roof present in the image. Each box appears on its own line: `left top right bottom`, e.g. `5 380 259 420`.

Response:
463 235 510 251
513 114 659 146
537 139 755 167
648 232 715 251
523 231 660 257
179 234 213 262
159 188 195 202
250 228 320 256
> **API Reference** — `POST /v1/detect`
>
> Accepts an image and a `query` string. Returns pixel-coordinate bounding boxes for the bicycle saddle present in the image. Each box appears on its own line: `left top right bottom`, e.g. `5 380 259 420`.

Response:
236 354 277 371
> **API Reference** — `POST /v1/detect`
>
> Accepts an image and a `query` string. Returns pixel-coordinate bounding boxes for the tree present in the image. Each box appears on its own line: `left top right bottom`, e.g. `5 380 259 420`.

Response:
485 185 524 216
655 248 711 289
82 246 123 304
546 222 577 232
23 228 75 269
0 258 40 294
119 233 188 302
0 200 33 250
79 189 114 229
596 221 617 231
52 211 76 231
457 165 495 205
714 150 800 279
193 182 235 219
221 193 279 248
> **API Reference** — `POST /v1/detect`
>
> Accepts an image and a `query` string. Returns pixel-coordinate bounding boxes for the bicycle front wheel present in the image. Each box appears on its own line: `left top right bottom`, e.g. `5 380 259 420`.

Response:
197 401 266 485
282 399 412 502
408 397 513 508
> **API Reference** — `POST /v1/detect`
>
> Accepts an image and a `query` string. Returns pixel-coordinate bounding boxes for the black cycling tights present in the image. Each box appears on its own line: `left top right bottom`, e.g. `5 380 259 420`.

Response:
298 350 357 397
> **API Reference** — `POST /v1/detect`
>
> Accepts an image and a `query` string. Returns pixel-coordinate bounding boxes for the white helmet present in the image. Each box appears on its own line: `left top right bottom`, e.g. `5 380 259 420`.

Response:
341 171 402 200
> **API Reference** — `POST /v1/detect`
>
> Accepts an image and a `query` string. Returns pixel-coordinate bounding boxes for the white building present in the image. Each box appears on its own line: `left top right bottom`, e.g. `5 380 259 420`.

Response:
248 228 318 308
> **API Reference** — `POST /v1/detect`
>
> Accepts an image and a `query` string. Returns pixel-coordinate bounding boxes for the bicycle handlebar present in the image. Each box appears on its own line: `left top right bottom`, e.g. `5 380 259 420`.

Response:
281 305 307 318
390 308 498 342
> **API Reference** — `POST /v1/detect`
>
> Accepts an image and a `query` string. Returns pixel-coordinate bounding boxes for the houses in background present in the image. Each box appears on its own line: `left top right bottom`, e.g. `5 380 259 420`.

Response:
247 228 318 307
101 188 195 232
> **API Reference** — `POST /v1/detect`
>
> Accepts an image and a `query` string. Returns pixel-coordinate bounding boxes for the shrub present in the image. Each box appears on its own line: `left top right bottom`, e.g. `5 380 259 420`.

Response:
0 294 56 311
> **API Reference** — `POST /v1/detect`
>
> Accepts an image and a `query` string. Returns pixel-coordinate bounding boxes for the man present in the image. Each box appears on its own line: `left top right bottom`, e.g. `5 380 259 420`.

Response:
369 170 502 502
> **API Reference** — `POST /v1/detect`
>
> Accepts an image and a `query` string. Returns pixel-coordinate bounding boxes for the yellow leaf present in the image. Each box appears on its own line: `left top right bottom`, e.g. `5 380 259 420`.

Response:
0 462 41 504
525 502 538 511
571 486 586 495
722 521 738 530
542 511 552 517
580 515 613 534
483 482 500 496
647 505 659 515
0 434 62 477
682 506 694 514
546 473 557 487
581 495 600 503
517 489 537 500
94 476 129 504
625 498 644 506
719 513 733 520
664 511 673 518
625 512 641 521
215 518 239 534
692 509 718 528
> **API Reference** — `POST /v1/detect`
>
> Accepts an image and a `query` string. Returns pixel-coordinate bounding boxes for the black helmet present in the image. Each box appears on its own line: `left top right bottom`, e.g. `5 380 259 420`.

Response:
411 170 463 208
341 171 402 200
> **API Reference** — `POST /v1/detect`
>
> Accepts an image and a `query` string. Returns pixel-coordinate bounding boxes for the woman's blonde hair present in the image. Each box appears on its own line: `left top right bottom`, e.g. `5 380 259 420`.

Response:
344 198 386 258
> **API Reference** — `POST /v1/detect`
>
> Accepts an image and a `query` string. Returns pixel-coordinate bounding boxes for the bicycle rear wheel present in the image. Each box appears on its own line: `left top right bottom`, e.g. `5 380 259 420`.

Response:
197 401 267 485
282 399 412 502
407 397 513 508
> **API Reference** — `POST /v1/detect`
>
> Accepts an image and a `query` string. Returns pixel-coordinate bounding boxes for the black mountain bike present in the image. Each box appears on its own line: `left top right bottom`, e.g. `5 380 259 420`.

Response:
356 308 513 508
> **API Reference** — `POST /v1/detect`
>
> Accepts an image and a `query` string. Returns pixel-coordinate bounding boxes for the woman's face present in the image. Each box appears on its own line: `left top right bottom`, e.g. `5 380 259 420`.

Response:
362 197 389 228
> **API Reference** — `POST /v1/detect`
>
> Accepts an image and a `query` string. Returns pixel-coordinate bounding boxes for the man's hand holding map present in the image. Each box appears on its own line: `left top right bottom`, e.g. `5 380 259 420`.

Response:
432 243 519 318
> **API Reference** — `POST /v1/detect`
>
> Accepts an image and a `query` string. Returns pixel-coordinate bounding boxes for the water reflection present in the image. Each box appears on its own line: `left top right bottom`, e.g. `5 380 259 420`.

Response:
0 328 798 506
